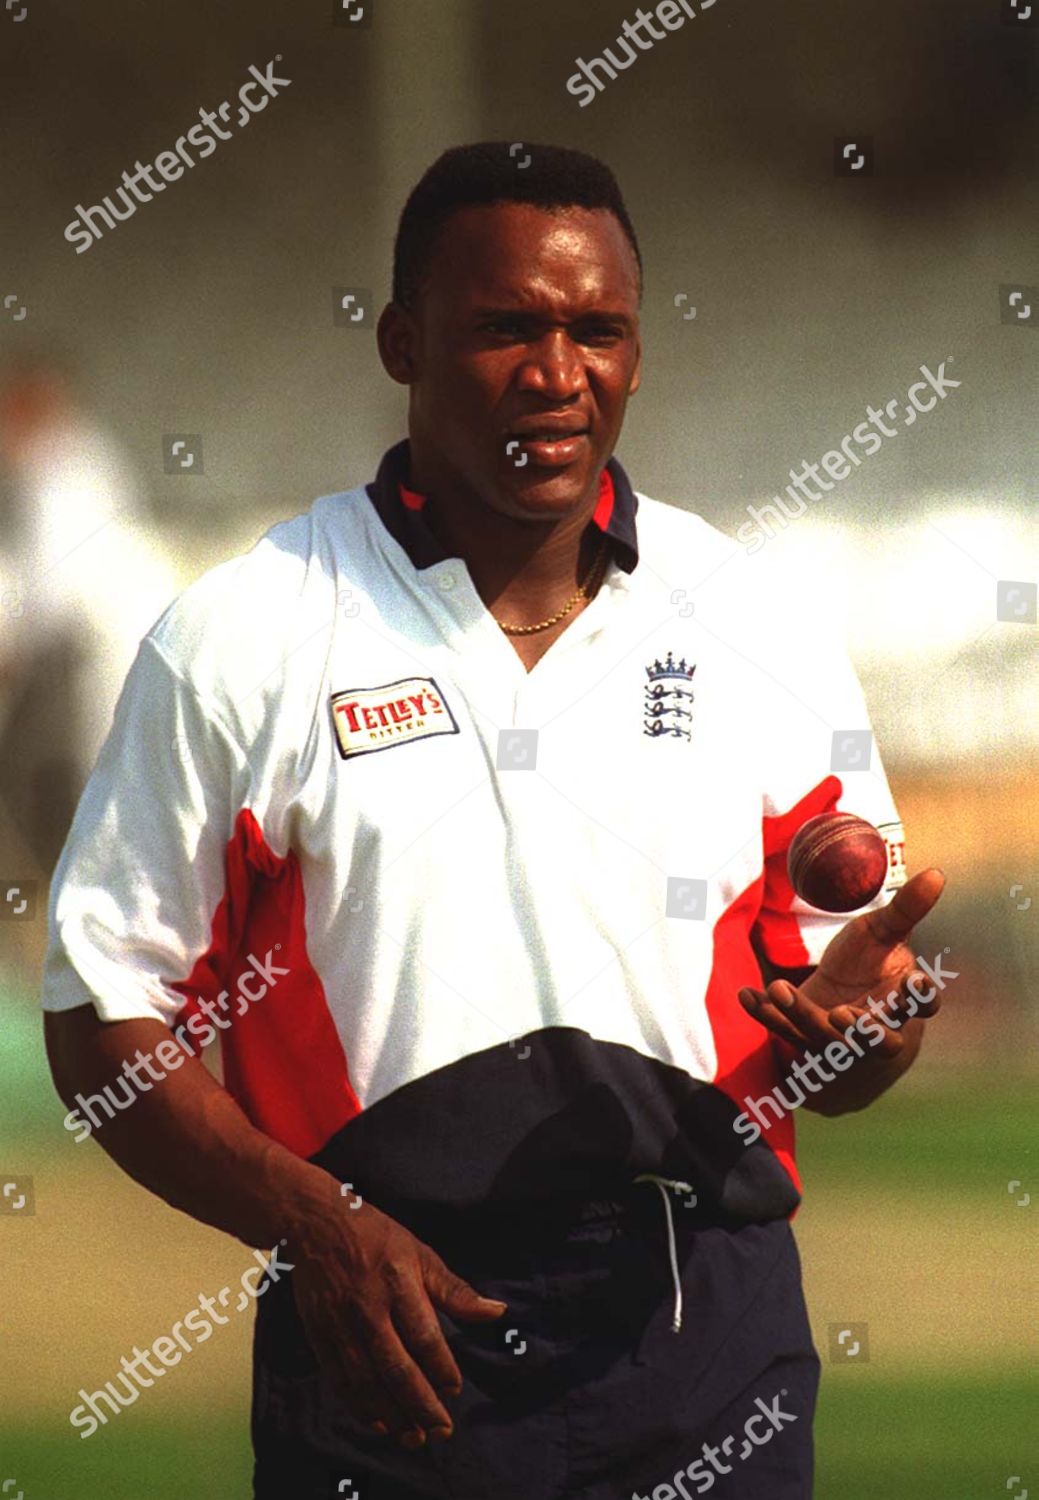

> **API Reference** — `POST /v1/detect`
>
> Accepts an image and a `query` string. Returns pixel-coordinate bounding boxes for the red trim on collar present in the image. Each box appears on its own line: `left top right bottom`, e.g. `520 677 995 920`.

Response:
591 467 615 530
399 481 426 512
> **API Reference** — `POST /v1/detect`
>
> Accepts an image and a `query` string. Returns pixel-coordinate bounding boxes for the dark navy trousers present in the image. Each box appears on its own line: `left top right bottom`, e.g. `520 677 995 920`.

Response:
252 1187 819 1499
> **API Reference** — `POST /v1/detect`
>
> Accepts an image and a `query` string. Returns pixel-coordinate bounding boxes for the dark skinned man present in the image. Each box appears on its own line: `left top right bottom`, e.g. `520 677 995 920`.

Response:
44 142 945 1500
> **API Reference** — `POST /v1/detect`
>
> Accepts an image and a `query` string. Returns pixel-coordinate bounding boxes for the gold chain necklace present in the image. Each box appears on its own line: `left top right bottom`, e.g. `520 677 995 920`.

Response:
494 533 611 636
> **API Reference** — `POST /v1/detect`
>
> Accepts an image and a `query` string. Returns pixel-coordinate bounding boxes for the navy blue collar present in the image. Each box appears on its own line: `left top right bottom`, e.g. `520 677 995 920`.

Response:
364 439 639 575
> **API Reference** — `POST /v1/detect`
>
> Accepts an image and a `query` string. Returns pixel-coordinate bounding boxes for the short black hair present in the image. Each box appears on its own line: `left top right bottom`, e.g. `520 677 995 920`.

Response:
391 141 643 311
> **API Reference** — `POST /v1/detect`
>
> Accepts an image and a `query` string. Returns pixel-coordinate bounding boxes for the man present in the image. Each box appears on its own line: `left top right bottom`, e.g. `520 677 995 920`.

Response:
43 143 945 1499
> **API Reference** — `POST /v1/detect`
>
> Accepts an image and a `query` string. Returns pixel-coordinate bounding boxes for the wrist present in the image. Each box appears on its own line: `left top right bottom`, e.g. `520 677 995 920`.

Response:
256 1146 348 1257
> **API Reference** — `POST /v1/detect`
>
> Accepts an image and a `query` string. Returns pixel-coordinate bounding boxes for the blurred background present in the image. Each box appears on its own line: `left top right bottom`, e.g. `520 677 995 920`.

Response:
1 1 1035 1496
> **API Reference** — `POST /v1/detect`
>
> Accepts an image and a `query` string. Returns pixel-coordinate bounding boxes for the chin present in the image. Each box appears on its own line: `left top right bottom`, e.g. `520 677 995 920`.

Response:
501 459 597 515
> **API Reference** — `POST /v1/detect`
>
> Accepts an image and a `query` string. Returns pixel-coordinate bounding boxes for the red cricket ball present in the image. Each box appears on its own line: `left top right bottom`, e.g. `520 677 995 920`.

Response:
787 812 889 913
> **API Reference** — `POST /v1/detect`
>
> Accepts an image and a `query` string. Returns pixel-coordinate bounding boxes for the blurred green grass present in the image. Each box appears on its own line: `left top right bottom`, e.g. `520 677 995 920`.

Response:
795 1066 1036 1198
815 1372 1036 1498
3 1372 1035 1500
3 1410 252 1500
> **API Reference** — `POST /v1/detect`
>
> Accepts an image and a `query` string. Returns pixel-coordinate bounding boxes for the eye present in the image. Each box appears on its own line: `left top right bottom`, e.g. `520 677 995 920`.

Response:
576 321 625 345
481 317 529 339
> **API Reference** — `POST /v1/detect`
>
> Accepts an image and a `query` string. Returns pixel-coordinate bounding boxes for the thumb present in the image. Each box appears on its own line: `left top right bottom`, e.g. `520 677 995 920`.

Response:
868 868 945 945
422 1252 507 1322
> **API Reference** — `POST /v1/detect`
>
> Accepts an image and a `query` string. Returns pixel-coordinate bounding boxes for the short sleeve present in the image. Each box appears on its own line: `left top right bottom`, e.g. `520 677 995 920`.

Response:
42 635 249 1024
751 632 907 970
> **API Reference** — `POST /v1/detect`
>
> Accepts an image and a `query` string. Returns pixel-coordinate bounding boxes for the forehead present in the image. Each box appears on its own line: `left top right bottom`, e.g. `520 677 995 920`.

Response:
423 201 640 308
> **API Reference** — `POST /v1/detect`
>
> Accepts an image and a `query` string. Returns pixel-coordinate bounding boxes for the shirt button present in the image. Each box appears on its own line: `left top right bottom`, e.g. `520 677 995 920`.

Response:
437 573 456 591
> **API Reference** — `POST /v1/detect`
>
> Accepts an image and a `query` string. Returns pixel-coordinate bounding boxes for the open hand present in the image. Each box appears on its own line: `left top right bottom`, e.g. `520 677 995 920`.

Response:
291 1199 507 1449
738 868 948 1060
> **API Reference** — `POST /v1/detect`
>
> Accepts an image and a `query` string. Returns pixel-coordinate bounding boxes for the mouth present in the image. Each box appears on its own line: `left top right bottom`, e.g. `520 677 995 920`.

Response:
503 428 590 469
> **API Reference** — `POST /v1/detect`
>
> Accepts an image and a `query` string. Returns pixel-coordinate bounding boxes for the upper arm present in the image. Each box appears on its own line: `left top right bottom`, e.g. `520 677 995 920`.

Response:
43 1005 171 1105
42 635 248 1031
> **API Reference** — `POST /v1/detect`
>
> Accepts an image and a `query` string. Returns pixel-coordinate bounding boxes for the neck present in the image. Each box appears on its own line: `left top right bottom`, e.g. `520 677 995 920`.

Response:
409 452 608 624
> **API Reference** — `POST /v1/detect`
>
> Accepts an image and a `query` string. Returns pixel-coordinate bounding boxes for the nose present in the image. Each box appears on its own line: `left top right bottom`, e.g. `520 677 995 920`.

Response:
515 329 587 401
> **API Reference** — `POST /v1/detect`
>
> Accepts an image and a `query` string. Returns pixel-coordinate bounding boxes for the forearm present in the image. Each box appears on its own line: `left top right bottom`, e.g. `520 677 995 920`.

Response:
44 1009 344 1253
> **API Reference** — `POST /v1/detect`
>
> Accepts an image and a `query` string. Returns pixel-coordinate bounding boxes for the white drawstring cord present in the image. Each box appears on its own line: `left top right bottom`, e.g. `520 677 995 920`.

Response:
633 1174 694 1333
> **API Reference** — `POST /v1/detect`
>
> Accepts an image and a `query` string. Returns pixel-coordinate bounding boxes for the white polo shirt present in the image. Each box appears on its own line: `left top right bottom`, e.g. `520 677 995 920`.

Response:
43 439 906 1219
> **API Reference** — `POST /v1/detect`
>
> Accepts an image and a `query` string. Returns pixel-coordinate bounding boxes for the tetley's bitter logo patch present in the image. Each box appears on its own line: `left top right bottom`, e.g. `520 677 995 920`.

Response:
330 677 460 759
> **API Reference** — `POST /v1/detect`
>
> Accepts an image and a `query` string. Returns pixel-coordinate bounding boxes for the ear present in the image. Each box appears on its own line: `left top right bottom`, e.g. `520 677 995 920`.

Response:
628 332 642 397
376 302 419 386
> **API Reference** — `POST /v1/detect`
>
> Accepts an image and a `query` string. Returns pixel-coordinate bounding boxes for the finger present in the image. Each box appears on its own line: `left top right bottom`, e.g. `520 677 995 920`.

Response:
308 1322 419 1438
363 1320 454 1440
831 988 915 1058
864 869 945 948
878 970 942 1028
348 1362 420 1441
423 1253 508 1324
392 1285 464 1401
826 1001 863 1032
899 969 942 1018
757 1002 814 1048
310 1350 419 1440
764 979 845 1049
738 987 812 1048
844 1005 904 1058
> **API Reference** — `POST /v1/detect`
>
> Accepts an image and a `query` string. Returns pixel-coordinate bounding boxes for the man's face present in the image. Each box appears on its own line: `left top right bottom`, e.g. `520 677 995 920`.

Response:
382 201 642 522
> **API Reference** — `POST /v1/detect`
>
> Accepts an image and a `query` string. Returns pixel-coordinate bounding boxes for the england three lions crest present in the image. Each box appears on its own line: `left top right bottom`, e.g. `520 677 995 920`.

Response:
644 652 696 741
